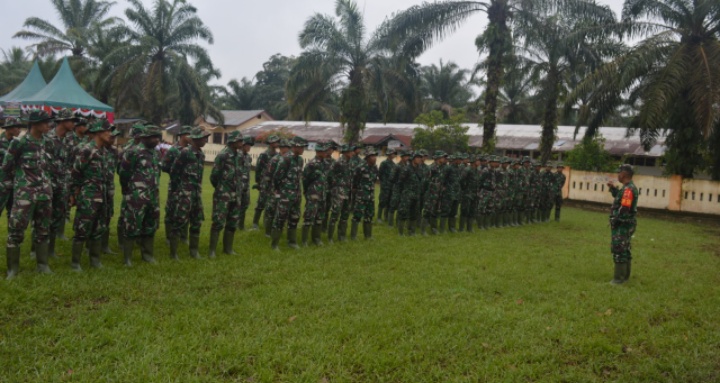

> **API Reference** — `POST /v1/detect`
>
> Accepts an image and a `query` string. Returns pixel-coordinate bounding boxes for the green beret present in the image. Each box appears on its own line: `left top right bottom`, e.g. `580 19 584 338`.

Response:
291 136 307 147
27 110 53 124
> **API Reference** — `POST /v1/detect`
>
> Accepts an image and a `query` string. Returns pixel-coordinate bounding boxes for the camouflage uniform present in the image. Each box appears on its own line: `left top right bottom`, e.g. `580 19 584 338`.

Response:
237 137 254 230
387 155 408 226
423 156 445 234
478 158 500 229
209 131 244 258
262 142 289 237
540 169 555 222
377 152 396 222
515 161 530 225
102 140 120 252
0 118 23 219
440 158 460 232
352 150 378 224
553 166 567 221
302 144 329 245
271 137 306 249
160 126 191 243
321 152 337 231
252 135 279 229
45 126 71 246
116 124 144 248
327 147 355 242
527 166 542 223
169 143 206 241
609 169 639 283
397 154 424 236
458 158 480 232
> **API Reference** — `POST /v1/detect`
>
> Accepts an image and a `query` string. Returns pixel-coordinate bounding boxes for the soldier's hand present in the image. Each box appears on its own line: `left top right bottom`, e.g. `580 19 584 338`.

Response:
607 180 615 189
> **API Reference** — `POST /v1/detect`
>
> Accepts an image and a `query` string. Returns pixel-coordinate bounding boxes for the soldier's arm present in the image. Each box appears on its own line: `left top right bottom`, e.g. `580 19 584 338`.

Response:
0 139 22 186
118 148 136 194
169 148 187 178
210 152 223 188
272 157 289 192
160 147 175 173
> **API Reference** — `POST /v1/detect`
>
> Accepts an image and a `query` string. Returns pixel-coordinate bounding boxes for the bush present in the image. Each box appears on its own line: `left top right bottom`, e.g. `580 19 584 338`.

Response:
411 111 470 153
565 135 618 172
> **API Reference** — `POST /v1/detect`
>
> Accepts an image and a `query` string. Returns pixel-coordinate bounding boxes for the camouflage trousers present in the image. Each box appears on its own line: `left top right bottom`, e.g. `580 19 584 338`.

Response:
50 186 68 234
477 191 494 215
105 190 115 228
378 184 393 210
389 186 402 210
273 197 301 230
122 192 160 239
170 190 204 237
329 194 352 225
73 197 108 242
164 186 179 234
352 196 375 223
554 193 563 210
255 187 269 213
440 198 459 218
423 196 442 219
398 195 420 221
241 189 251 212
303 194 326 227
0 188 13 220
460 195 477 218
211 193 241 232
611 221 636 263
7 197 52 247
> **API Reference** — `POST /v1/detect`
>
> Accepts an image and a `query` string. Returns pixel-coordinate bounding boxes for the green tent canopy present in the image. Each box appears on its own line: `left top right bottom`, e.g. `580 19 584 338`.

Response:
22 57 113 113
0 61 47 103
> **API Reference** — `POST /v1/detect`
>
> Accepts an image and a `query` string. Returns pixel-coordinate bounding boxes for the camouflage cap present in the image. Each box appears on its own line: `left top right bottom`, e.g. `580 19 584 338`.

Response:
75 117 89 127
226 131 242 144
447 154 456 161
279 138 291 147
419 149 429 157
314 142 327 152
178 125 193 136
399 149 410 157
242 136 255 146
266 134 280 144
54 108 78 122
340 144 353 153
111 129 123 137
433 150 447 159
386 148 396 156
556 162 565 168
364 147 378 157
353 144 363 151
413 151 424 159
501 157 511 164
521 156 532 163
139 125 162 138
189 127 210 140
291 136 307 147
130 123 145 137
2 117 24 129
489 155 500 163
27 110 53 124
618 164 634 175
87 119 112 133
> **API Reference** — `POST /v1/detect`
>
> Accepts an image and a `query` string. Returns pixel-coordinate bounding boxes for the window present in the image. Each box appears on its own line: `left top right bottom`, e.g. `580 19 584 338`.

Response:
212 132 222 144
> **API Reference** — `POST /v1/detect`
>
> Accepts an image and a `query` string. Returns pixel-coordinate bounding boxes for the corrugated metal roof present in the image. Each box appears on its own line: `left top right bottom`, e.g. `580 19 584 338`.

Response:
206 110 268 126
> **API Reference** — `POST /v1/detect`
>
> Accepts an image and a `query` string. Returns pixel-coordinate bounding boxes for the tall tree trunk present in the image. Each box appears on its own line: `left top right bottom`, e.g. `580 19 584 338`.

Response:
539 66 560 165
341 68 367 144
481 0 511 154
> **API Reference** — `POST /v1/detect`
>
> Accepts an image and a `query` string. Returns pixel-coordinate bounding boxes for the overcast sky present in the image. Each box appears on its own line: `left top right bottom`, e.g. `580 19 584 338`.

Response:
0 0 625 87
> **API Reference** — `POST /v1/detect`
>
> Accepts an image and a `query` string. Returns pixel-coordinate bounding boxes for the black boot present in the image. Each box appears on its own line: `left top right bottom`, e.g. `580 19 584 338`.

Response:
337 221 348 242
408 220 417 236
387 209 395 227
555 208 561 222
189 234 200 259
238 211 246 231
208 230 220 258
169 235 180 260
35 241 52 274
48 233 59 259
251 209 262 230
377 208 384 224
288 228 300 249
102 231 116 254
363 222 373 239
439 218 447 234
140 236 156 264
264 215 273 238
88 239 103 269
449 217 458 233
117 221 125 249
420 218 428 236
6 246 20 279
429 217 438 235
56 221 69 241
223 229 237 255
626 261 632 281
301 225 311 246
71 240 84 271
611 263 628 284
397 219 406 236
327 222 336 243
271 228 282 251
123 238 134 267
458 217 466 233
312 225 324 246
465 217 474 233
350 221 359 240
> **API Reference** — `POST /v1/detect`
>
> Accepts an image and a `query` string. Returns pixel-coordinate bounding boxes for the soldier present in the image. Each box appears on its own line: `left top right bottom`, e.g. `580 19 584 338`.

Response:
301 142 329 246
377 148 396 223
554 163 567 221
0 117 23 221
540 163 555 222
3 110 54 278
397 151 424 236
252 134 280 230
263 139 290 237
483 156 502 228
209 131 244 258
387 150 410 227
237 136 254 230
321 142 338 231
417 149 431 235
168 127 209 260
440 153 461 233
102 128 123 254
351 147 379 240
607 164 639 284
424 151 447 235
69 120 115 270
529 161 543 223
118 125 162 266
458 155 480 232
510 160 524 226
117 123 145 248
270 136 306 250
475 156 490 229
160 125 192 245
327 145 355 242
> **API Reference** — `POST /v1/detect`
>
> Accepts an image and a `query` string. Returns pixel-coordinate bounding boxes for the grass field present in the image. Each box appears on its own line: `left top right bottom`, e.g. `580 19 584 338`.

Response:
1 169 719 382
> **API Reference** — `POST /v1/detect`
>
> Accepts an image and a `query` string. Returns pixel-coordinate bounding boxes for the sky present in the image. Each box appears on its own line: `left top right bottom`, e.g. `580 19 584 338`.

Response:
0 0 625 87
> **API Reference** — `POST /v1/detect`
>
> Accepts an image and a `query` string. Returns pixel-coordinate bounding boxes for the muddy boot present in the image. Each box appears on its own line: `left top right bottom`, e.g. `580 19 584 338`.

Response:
350 221 359 240
140 236 156 264
223 229 237 255
287 228 300 249
611 263 628 285
327 222 336 243
312 225 324 246
6 246 20 280
56 221 69 241
169 235 180 260
208 230 220 259
363 222 373 239
271 228 281 251
449 217 457 233
301 225 311 247
337 221 348 242
397 219 406 236
35 241 52 274
102 231 116 255
439 218 447 234
48 233 59 259
88 239 103 269
251 209 262 230
70 240 84 271
123 238 134 267
189 234 200 259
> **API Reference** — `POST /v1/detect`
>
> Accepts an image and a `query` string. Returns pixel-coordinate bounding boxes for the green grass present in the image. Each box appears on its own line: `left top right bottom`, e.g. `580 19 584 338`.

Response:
1 169 719 382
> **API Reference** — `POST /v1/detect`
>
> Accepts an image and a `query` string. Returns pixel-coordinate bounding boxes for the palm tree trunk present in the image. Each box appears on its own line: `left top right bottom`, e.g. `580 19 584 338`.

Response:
539 67 560 165
342 68 367 144
481 0 511 154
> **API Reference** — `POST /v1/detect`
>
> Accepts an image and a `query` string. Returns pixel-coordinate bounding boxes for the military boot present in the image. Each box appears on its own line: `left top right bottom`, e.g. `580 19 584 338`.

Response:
429 217 438 235
555 208 561 222
189 234 200 259
56 221 69 241
407 220 417 236
327 222 336 243
458 217 466 233
208 230 220 258
312 225 324 246
238 212 246 231
140 236 156 264
449 217 458 233
363 222 373 239
182 226 190 245
467 216 475 232
301 225 311 246
397 219 406 236
168 235 180 260
337 221 348 242
420 218 428 236
626 261 632 281
6 246 21 279
88 239 103 269
439 218 447 234
611 263 627 284
117 222 125 249
71 240 84 271
102 231 116 254
288 228 300 249
35 241 52 274
387 209 395 227
251 209 262 230
376 208 384 224
30 241 36 260
384 209 391 226
48 233 59 259
350 221 359 240
271 229 282 251
264 216 272 238
223 229 237 255
123 238 134 267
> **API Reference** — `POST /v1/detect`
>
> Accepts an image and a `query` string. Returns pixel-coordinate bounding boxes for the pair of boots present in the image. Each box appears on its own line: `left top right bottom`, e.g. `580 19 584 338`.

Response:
397 219 417 236
385 209 394 227
327 221 348 243
123 236 156 267
302 225 325 246
208 229 237 258
459 217 474 233
376 208 385 224
271 228 300 250
6 241 53 279
169 233 202 260
350 221 373 240
611 262 632 284
70 239 103 271
555 208 561 222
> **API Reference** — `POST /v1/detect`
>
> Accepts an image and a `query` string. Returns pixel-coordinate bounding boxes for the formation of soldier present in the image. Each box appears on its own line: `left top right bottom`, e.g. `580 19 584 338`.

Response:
1 112 568 278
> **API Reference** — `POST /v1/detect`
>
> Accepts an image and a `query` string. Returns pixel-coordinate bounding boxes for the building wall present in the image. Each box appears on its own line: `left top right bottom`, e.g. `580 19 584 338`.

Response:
198 114 273 145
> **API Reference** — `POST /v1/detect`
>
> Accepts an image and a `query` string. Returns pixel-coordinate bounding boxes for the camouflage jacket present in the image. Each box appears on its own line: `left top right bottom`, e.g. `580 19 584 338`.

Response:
426 163 445 203
610 181 638 224
106 146 118 195
118 144 161 199
0 134 13 190
255 148 275 185
459 165 480 199
419 162 430 196
261 152 283 193
540 171 555 199
171 145 205 194
352 160 378 201
553 172 566 194
272 151 303 201
399 163 423 199
442 163 461 200
329 156 354 198
303 157 329 201
0 134 52 201
240 152 252 192
71 143 110 202
378 158 396 188
210 146 243 200
45 128 71 190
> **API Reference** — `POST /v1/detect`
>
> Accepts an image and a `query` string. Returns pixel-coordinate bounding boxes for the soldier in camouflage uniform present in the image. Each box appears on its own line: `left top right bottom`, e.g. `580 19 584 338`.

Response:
0 118 23 222
397 152 424 236
480 156 501 229
270 136 306 250
377 148 396 224
69 120 115 270
554 163 567 221
321 142 338 231
252 134 280 230
168 127 209 260
118 125 162 266
417 150 431 235
263 139 290 237
102 128 122 254
209 131 244 258
607 164 639 284
327 145 355 242
527 161 542 224
237 136 254 230
424 151 447 235
440 153 461 233
302 142 329 246
509 160 523 226
458 155 480 232
116 123 145 248
160 125 192 244
499 158 513 227
351 147 379 240
540 163 555 223
3 111 54 278
387 150 410 227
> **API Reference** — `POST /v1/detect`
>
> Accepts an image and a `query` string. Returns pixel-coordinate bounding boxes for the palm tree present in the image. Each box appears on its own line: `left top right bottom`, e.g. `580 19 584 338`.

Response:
420 60 473 115
568 0 720 178
221 78 258 110
14 0 119 57
497 55 537 124
0 48 33 95
100 0 216 124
